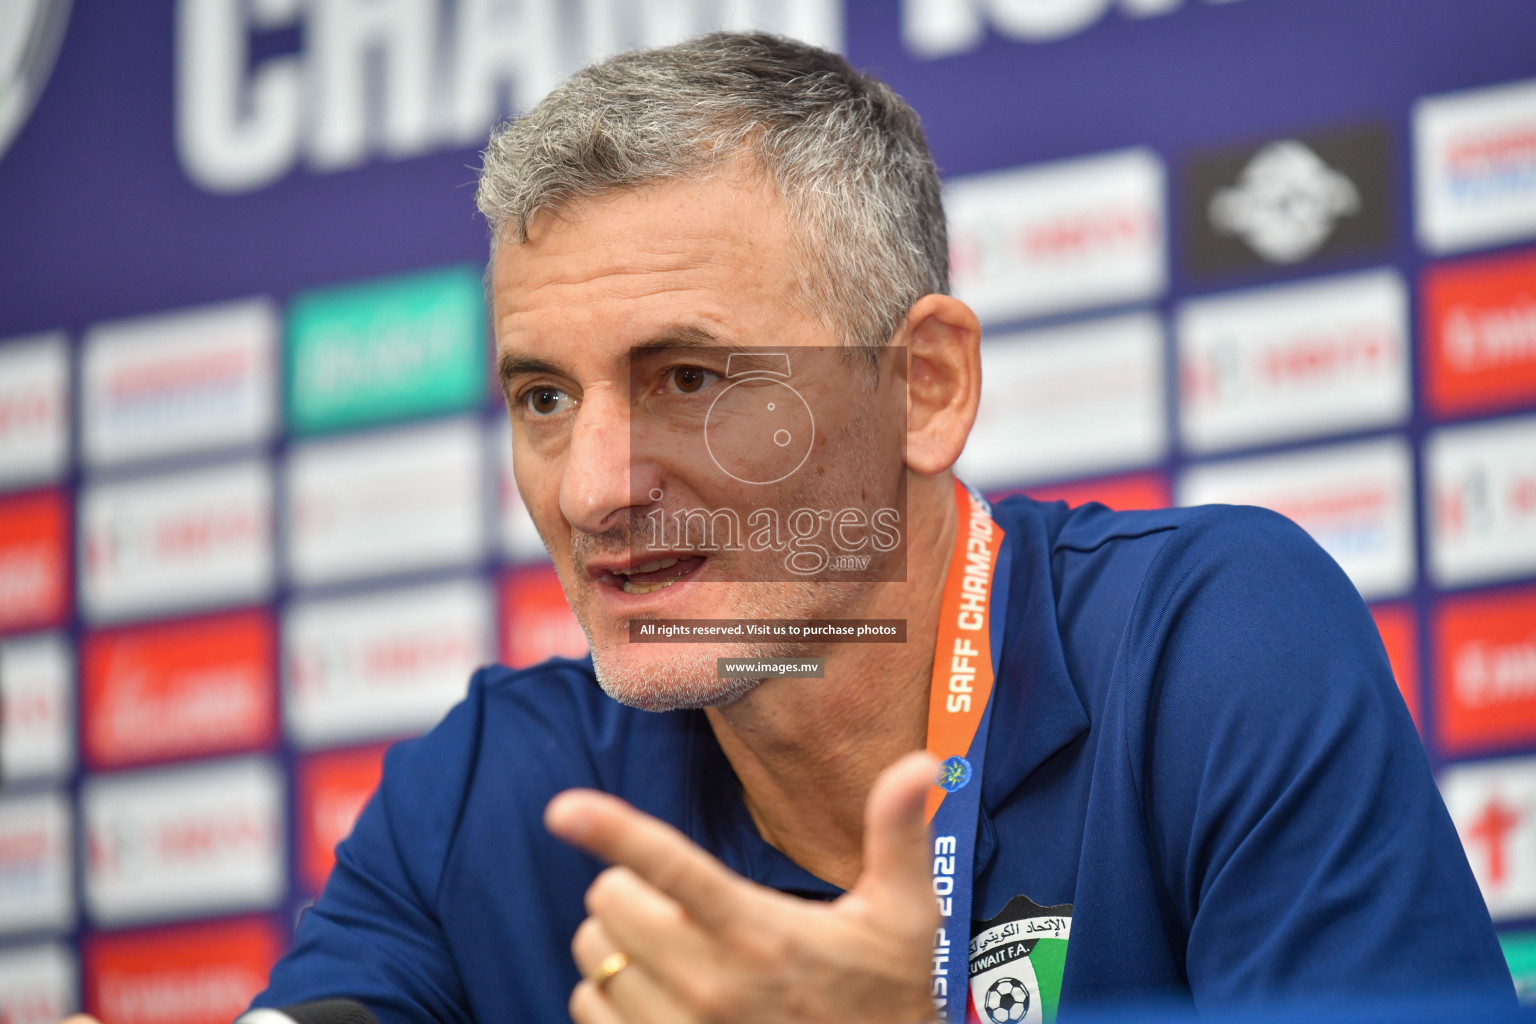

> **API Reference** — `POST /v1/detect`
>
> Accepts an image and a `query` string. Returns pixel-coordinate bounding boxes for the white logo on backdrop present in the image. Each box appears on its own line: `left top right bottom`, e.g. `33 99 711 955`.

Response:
1439 754 1536 922
0 633 73 783
79 459 275 623
1177 268 1410 454
0 0 72 164
82 757 285 926
175 0 841 192
946 148 1166 325
285 417 485 588
903 0 1258 58
0 944 77 1024
1415 76 1536 255
1179 436 1417 602
1208 141 1359 263
82 299 278 468
0 333 69 490
1427 412 1536 589
494 419 551 563
959 313 1167 488
0 792 74 935
283 577 491 749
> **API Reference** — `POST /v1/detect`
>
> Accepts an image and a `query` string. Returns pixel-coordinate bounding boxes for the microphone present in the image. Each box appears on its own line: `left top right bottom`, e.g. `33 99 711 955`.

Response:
236 1000 379 1024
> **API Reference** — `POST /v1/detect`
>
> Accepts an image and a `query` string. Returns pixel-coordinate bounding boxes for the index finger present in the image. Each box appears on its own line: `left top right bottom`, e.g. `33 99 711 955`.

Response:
545 788 743 932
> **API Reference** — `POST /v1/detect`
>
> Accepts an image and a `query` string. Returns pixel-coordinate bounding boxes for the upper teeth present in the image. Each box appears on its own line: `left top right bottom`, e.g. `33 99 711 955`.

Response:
615 557 680 576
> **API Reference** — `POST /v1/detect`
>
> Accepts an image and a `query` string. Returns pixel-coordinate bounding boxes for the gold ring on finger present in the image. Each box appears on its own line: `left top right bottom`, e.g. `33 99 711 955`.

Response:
589 951 630 990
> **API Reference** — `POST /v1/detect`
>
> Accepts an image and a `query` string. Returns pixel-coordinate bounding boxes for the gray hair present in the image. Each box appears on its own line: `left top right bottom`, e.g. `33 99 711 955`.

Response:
475 31 948 350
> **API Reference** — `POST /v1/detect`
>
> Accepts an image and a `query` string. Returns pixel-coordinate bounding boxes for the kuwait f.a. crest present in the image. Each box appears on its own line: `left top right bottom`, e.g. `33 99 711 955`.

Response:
967 895 1073 1024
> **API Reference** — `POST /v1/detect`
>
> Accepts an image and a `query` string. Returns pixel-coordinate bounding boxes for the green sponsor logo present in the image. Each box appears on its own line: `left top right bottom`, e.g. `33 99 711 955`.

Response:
287 265 485 432
1503 931 1536 1005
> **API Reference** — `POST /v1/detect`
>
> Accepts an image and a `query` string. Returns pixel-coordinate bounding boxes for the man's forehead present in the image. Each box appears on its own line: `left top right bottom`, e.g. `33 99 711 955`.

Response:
488 174 826 372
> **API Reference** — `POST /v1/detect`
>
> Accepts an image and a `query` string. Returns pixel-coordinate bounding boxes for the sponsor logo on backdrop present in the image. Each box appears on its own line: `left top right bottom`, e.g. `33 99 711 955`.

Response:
0 0 73 163
1177 268 1410 454
79 460 273 623
0 944 77 1024
946 149 1166 325
0 489 68 634
0 633 73 783
85 917 282 1024
296 746 387 893
0 334 68 491
1504 932 1536 1005
1422 248 1536 416
285 418 485 587
904 0 1259 56
83 611 276 769
1415 77 1536 255
283 578 490 748
82 757 284 926
494 419 550 563
1178 437 1416 601
1439 754 1536 921
0 791 73 934
500 565 589 669
177 0 838 191
81 300 277 467
1370 604 1420 731
1427 413 1536 588
1183 125 1392 280
286 267 485 435
958 313 1166 489
1435 587 1536 755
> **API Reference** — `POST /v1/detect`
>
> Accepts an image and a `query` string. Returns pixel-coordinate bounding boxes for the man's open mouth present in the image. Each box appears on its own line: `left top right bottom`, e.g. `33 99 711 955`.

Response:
603 555 707 594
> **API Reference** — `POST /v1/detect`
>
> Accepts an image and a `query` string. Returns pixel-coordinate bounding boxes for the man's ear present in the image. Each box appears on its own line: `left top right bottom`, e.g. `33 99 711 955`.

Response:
897 294 982 475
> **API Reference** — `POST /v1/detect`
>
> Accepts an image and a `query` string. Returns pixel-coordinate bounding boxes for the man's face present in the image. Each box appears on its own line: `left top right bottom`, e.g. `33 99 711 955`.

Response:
491 162 907 710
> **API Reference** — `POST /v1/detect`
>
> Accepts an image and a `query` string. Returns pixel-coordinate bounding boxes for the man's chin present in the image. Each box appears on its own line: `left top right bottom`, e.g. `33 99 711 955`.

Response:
589 644 768 712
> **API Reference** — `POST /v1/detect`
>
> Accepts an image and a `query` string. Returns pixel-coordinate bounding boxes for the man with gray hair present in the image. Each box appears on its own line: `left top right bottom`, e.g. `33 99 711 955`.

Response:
245 31 1513 1024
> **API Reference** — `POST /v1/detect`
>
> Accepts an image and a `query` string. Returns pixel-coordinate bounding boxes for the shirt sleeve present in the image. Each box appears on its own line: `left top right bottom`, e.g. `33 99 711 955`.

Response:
1125 506 1514 1008
247 670 490 1024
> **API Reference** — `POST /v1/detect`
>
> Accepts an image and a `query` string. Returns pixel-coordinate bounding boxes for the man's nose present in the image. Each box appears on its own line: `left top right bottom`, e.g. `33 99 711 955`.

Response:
558 389 657 536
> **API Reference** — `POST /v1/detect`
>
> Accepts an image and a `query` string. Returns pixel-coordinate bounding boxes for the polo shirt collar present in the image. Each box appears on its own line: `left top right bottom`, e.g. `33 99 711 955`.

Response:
974 498 1090 866
681 497 1087 895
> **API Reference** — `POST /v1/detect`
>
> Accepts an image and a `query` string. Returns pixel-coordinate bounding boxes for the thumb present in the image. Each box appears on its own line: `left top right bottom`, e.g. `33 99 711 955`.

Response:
853 751 939 915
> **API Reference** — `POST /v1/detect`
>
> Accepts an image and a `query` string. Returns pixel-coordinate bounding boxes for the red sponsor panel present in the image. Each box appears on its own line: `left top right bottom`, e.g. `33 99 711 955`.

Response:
0 490 69 634
499 565 589 669
1423 249 1536 417
83 611 276 769
84 916 282 1024
296 745 387 894
993 472 1171 512
1435 587 1536 755
1370 604 1421 732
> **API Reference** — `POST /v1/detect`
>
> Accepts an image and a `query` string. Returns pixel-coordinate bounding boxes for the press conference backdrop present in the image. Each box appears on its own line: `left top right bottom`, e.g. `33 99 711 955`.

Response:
2 0 1536 1020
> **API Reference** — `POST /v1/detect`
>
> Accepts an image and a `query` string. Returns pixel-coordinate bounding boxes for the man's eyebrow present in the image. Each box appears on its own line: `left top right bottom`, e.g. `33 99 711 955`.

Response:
626 324 728 363
496 325 734 388
496 351 563 388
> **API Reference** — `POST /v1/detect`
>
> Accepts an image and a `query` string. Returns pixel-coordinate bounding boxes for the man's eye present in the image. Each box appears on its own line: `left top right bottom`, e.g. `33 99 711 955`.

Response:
522 387 575 416
667 366 719 394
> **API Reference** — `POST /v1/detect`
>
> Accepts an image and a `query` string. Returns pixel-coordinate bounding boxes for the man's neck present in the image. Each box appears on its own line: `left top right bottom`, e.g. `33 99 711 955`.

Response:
703 473 959 890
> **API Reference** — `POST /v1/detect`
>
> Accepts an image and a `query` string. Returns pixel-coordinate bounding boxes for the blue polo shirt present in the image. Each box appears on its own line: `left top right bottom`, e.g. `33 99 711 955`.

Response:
252 497 1515 1021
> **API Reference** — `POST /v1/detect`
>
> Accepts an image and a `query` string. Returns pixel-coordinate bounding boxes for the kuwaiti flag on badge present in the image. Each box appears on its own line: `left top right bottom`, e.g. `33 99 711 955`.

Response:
967 895 1073 1024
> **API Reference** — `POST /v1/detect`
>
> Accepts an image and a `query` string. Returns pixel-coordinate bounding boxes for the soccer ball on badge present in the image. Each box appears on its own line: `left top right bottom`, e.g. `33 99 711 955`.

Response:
982 976 1031 1023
